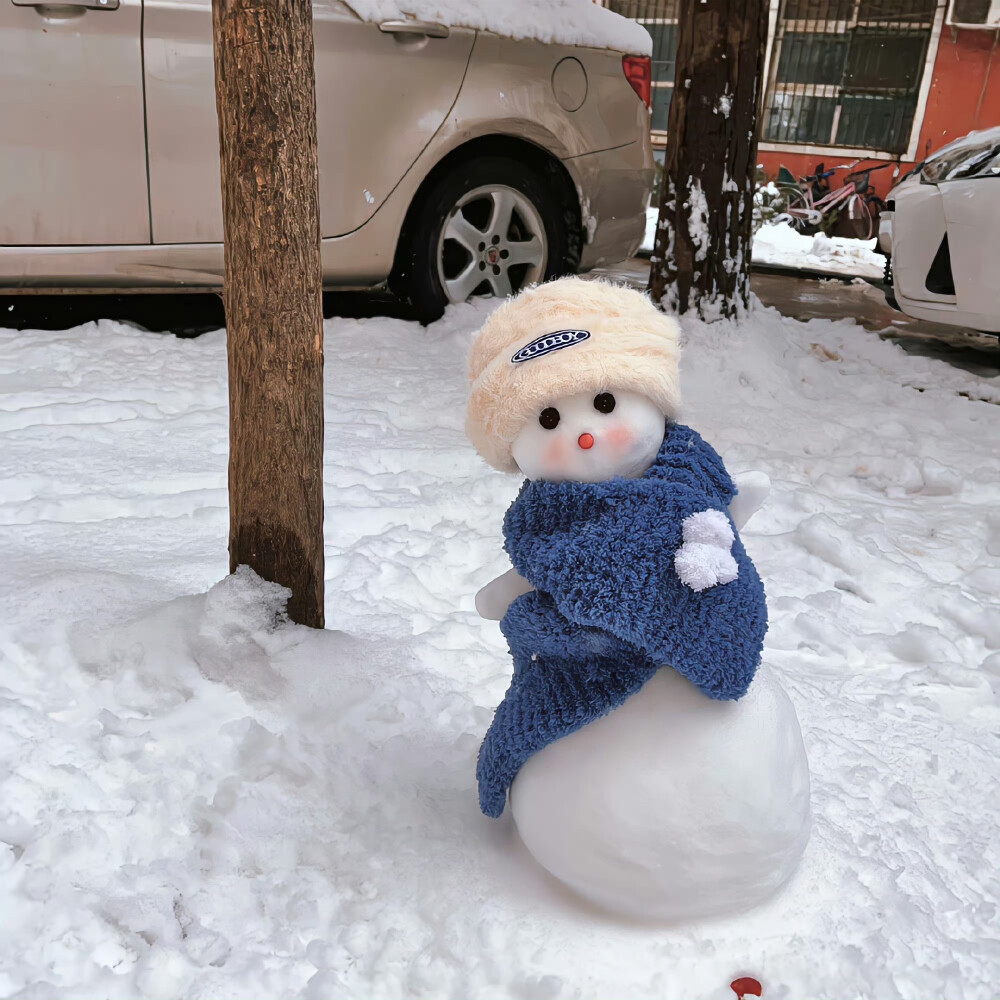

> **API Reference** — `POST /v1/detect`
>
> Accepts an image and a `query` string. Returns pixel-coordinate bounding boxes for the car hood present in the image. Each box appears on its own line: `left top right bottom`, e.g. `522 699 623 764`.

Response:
926 125 1000 164
889 126 1000 197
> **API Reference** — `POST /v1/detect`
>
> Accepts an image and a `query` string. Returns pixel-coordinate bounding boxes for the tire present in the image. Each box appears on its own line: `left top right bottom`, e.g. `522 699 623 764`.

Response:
783 190 821 236
390 155 577 324
840 195 874 240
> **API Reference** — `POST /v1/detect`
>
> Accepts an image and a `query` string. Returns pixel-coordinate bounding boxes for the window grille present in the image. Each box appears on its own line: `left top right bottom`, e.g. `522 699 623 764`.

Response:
762 0 937 153
603 0 938 156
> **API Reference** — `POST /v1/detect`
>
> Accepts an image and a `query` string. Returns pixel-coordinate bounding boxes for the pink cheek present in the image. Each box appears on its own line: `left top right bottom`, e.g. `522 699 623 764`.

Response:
543 436 568 466
605 426 636 452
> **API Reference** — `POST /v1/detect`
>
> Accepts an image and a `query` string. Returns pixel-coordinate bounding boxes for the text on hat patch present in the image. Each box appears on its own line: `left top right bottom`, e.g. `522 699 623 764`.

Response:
511 329 591 365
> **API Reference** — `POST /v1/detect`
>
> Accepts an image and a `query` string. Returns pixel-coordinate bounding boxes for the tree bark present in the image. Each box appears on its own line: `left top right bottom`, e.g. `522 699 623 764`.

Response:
212 0 325 628
648 0 768 319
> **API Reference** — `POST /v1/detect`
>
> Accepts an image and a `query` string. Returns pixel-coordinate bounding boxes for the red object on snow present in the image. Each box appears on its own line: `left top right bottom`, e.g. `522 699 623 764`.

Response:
731 977 763 998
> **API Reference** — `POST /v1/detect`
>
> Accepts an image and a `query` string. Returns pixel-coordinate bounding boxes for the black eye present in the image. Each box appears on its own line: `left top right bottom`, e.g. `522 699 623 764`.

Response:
594 393 616 414
539 407 560 430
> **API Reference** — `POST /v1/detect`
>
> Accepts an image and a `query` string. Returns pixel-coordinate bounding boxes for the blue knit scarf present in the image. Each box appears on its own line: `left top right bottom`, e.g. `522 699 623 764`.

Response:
477 423 768 818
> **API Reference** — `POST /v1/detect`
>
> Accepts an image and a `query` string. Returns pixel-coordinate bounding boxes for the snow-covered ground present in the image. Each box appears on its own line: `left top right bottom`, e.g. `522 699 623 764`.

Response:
1 298 998 999
751 222 886 280
643 208 886 280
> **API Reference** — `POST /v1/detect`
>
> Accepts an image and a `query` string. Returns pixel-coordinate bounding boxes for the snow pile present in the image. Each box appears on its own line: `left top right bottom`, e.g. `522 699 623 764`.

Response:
343 0 652 54
753 221 886 279
757 179 780 201
1 301 998 998
642 211 886 280
752 179 788 231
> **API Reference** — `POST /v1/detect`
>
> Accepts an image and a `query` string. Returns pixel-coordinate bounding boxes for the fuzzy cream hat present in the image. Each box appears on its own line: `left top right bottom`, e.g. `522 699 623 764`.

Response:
466 276 681 471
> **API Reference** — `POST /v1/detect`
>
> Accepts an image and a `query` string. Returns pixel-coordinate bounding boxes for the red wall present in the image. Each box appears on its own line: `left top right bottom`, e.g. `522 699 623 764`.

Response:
917 26 1000 159
756 27 1000 201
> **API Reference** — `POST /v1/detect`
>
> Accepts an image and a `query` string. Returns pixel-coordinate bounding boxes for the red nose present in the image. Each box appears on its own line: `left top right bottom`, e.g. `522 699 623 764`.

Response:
578 433 594 450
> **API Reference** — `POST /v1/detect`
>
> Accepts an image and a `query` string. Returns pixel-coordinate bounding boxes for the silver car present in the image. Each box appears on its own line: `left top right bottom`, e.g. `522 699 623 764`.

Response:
0 0 654 319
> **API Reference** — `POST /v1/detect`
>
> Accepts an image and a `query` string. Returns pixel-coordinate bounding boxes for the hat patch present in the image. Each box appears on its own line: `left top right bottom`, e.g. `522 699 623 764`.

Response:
511 329 591 365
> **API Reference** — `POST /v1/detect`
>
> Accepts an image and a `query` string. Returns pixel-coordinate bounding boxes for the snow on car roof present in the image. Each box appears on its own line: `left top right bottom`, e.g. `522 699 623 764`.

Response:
343 0 654 55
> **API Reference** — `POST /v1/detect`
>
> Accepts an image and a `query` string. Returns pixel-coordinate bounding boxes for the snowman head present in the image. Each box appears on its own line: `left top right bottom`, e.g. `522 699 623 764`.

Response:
466 278 681 474
511 389 665 482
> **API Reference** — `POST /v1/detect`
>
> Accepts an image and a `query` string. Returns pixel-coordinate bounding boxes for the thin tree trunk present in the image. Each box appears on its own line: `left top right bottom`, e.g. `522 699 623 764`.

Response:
648 0 768 319
212 0 325 627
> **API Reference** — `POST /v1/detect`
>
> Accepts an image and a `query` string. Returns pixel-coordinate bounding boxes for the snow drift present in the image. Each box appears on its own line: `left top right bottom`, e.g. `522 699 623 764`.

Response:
0 300 997 998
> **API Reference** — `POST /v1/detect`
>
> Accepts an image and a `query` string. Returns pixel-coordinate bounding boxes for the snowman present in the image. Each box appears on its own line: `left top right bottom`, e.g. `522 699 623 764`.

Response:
466 277 810 921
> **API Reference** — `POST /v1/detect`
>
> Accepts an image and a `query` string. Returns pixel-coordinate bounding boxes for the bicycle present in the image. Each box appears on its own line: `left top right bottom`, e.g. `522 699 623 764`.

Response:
775 161 892 240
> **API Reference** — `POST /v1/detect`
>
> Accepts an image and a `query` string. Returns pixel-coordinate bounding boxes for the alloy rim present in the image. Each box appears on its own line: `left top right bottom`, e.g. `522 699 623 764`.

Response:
436 184 548 303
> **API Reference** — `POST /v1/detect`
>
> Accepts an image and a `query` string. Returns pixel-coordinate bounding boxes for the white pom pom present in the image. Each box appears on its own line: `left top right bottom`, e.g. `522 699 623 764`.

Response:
675 541 738 591
675 510 738 591
681 508 734 547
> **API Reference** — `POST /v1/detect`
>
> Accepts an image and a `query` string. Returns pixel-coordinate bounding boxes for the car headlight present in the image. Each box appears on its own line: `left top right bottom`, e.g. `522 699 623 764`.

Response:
920 137 1000 184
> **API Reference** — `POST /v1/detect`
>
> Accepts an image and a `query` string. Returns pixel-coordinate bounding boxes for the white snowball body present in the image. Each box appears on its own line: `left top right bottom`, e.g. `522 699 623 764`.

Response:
510 665 811 921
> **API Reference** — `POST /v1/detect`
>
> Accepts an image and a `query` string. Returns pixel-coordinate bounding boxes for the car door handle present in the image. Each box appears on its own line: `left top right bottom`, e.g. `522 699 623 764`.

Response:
12 0 120 8
378 19 449 39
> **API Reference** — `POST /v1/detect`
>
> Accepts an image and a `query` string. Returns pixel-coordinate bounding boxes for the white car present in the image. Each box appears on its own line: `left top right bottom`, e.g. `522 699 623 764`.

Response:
879 127 1000 334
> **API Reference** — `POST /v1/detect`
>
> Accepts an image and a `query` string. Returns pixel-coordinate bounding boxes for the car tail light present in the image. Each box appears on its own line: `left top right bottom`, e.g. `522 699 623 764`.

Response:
623 56 651 109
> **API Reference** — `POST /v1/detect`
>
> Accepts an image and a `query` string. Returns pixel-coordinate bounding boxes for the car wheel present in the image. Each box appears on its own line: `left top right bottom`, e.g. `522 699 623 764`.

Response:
391 155 576 323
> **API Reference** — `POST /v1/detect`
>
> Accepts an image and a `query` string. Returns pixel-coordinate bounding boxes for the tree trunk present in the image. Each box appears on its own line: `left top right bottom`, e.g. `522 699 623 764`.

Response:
212 0 325 628
648 0 768 319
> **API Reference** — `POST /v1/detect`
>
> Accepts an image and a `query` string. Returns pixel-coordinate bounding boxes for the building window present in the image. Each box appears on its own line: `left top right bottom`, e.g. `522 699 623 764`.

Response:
762 0 936 154
607 1 679 138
